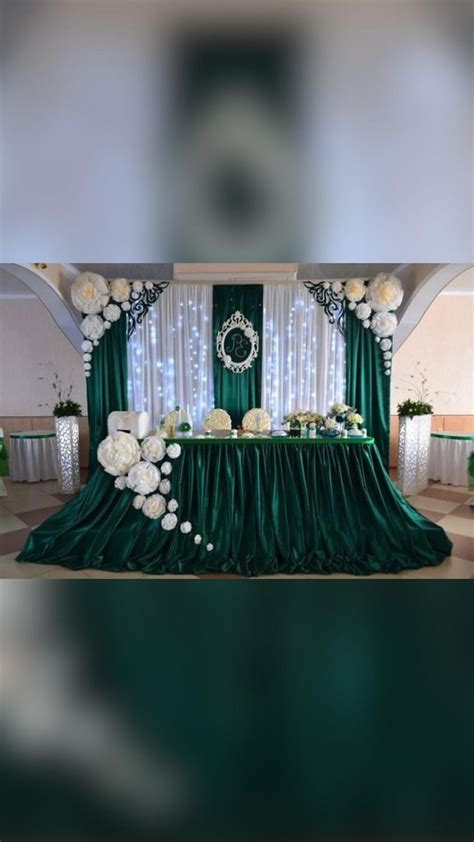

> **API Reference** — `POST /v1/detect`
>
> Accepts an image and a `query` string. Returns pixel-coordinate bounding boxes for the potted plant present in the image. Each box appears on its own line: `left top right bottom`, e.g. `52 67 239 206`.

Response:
39 363 82 494
396 364 434 496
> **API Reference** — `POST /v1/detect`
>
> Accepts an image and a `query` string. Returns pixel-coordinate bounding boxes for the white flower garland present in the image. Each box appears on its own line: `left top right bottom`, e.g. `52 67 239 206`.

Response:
96 432 215 551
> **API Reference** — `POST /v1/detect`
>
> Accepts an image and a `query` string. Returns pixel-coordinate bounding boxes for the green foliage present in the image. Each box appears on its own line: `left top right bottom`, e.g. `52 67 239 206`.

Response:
53 400 82 418
397 399 433 418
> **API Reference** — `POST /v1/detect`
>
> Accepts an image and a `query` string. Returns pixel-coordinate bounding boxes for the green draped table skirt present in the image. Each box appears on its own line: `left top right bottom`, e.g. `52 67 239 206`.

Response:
17 437 452 576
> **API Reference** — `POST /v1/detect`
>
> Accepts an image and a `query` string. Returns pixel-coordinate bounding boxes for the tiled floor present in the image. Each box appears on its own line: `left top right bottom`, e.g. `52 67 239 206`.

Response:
0 476 472 579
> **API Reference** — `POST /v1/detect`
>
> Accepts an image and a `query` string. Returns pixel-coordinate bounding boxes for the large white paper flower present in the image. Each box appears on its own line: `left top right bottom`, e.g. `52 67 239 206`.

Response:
97 432 141 477
161 461 172 476
371 311 398 337
366 273 403 312
126 461 160 495
355 302 372 321
158 478 171 495
71 272 109 314
142 494 167 520
141 436 166 463
180 521 192 534
102 303 121 323
167 499 179 512
110 277 131 303
161 512 178 531
80 314 105 341
344 278 366 303
166 443 182 459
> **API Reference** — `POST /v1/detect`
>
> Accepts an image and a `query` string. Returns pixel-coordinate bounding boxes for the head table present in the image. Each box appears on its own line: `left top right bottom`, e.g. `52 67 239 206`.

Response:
18 435 451 576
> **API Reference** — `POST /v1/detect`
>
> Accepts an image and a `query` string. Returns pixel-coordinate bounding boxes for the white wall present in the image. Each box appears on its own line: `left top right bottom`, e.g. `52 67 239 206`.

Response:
0 298 87 416
391 292 474 416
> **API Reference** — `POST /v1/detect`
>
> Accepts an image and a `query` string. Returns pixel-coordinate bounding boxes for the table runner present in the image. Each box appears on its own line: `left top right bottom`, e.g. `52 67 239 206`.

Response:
18 438 451 575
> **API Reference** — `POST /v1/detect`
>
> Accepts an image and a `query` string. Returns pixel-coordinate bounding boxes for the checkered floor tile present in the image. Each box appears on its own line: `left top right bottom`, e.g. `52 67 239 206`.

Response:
1 476 472 579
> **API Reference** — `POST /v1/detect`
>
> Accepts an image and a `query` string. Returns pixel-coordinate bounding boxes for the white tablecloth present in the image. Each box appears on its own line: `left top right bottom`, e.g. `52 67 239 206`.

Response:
9 431 58 482
429 432 474 486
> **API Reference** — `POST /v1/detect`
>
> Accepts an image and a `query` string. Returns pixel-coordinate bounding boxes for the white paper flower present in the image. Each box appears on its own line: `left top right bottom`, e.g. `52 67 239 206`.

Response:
132 280 144 293
84 362 91 371
104 321 111 329
348 301 357 311
371 311 398 338
344 278 366 303
141 436 166 463
143 494 167 520
383 351 392 360
362 319 371 329
166 443 182 459
81 340 93 353
103 303 121 322
121 301 131 311
145 281 154 290
206 543 214 552
355 302 372 321
133 494 145 510
83 353 92 362
380 338 392 351
126 461 160 495
97 432 141 477
80 314 105 341
158 478 171 495
161 461 172 476
110 277 131 303
332 280 343 294
167 499 178 512
194 534 202 545
161 512 178 531
180 521 192 534
114 475 127 491
366 273 403 312
71 272 109 314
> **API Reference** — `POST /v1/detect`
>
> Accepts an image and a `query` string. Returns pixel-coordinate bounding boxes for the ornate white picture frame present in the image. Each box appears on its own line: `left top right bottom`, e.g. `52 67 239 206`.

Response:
216 310 259 374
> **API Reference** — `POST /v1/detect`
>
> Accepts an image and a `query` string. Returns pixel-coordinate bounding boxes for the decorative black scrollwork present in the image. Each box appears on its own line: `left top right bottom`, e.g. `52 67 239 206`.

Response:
303 281 346 335
127 282 170 339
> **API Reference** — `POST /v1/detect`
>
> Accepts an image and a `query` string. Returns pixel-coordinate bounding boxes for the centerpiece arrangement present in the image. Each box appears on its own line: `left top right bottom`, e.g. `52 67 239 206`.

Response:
283 405 365 438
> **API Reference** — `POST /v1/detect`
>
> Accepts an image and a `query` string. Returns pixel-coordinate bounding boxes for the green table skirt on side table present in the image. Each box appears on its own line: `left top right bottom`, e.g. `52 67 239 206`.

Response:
17 436 452 576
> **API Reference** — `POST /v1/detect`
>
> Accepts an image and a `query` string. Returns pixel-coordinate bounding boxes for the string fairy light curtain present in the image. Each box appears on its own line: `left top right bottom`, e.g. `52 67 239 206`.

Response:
127 283 214 427
262 284 345 426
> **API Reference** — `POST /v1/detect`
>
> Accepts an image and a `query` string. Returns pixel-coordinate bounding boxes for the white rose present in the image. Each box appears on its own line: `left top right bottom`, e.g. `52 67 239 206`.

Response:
380 338 392 351
167 499 178 512
180 521 192 534
97 432 141 477
81 340 93 352
110 277 131 302
355 302 372 321
132 280 143 293
194 534 202 545
133 494 145 510
161 513 178 531
166 443 181 459
371 311 398 338
332 280 343 294
141 436 166 463
80 314 105 341
126 461 160 495
71 272 109 314
142 494 167 520
344 278 366 303
161 461 172 476
206 543 214 552
158 478 171 495
114 475 127 490
366 273 403 312
324 418 337 430
103 303 121 322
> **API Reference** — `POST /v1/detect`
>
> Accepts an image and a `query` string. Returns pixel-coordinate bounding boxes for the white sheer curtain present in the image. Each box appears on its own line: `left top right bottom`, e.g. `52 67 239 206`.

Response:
262 284 345 426
127 284 214 428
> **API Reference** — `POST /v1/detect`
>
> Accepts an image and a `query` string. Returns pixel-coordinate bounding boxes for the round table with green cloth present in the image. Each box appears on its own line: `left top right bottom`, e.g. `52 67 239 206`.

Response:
17 436 452 575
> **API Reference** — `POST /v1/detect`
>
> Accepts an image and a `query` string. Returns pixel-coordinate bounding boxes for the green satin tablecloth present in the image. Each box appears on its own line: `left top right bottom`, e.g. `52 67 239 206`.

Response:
18 436 451 575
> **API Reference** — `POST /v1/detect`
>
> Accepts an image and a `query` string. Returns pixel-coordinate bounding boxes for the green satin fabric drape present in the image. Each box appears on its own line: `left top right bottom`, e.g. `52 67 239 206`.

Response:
213 284 263 426
86 318 128 473
18 439 451 575
345 309 390 467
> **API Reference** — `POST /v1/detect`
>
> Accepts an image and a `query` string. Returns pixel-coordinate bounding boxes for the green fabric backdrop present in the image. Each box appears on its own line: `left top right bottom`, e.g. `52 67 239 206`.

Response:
86 318 128 473
345 309 391 467
213 285 263 426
